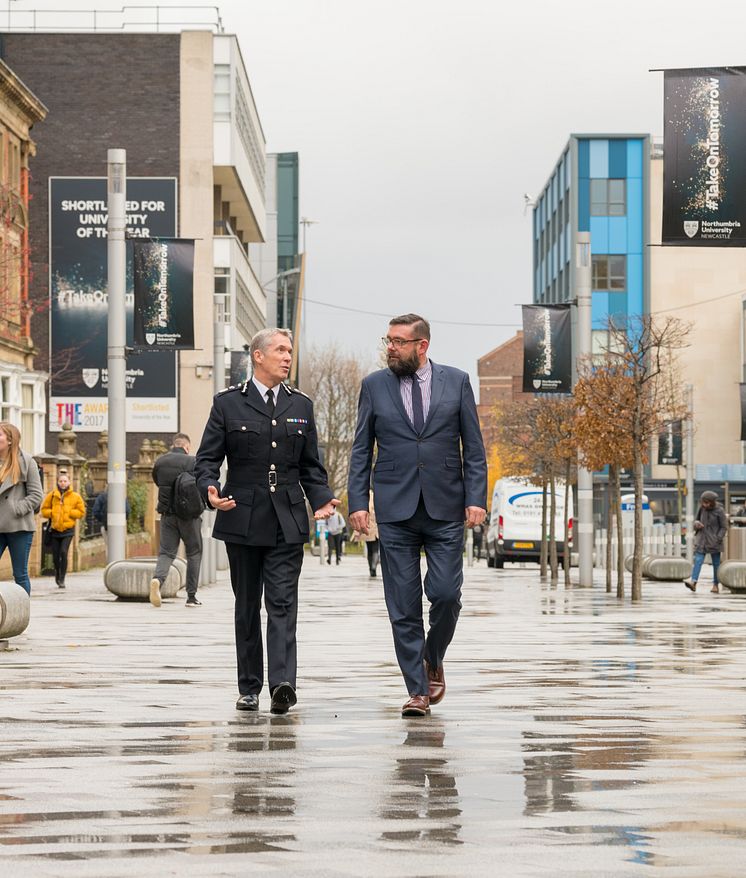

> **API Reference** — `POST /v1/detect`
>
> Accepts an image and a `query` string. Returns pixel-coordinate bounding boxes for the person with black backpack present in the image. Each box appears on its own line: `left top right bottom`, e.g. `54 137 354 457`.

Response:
150 432 204 608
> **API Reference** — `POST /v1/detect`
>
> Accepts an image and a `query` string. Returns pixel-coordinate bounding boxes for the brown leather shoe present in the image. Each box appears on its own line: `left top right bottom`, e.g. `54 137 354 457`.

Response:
425 661 446 705
401 695 430 717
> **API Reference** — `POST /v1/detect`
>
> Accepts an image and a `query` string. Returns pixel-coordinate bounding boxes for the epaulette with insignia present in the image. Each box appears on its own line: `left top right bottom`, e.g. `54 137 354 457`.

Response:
290 386 312 399
218 384 240 395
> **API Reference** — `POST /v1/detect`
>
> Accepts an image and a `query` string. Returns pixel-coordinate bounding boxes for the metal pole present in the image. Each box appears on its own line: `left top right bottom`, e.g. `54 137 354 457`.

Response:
214 293 224 395
575 231 594 586
106 149 127 563
685 383 695 563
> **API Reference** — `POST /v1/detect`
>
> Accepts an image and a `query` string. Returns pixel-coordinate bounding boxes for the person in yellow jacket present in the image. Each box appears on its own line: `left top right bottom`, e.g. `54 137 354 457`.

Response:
41 472 86 589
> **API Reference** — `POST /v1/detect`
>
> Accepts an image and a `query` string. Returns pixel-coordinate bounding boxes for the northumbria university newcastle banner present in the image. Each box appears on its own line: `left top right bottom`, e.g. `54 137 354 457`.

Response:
663 67 746 245
49 177 178 432
133 239 195 349
521 304 572 393
658 420 683 466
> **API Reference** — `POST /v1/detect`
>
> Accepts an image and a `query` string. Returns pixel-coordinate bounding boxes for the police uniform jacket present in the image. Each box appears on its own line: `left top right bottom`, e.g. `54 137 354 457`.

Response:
195 381 333 546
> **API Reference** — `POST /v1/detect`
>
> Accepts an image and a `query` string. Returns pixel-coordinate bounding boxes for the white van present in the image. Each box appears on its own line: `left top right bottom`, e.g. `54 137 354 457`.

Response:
486 477 573 568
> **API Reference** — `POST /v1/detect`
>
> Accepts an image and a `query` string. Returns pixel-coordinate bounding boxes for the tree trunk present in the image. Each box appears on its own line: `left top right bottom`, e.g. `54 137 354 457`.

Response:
631 449 644 600
564 461 571 588
605 467 613 593
540 475 548 579
614 466 624 599
549 469 558 581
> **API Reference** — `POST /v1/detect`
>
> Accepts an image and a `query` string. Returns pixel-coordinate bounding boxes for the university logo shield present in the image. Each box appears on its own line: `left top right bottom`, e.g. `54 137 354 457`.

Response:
683 221 699 238
82 368 99 388
145 332 156 345
532 379 542 390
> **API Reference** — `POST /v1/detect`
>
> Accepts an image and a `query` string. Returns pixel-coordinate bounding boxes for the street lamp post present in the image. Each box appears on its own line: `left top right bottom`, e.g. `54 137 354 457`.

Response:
106 149 127 563
575 231 594 586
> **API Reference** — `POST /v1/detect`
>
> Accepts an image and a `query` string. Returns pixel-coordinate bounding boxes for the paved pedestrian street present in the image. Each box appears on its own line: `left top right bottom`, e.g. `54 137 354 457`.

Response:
2 556 746 876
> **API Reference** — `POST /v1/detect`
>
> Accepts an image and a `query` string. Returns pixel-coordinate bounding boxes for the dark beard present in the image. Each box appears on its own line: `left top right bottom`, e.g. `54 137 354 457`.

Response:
387 351 419 377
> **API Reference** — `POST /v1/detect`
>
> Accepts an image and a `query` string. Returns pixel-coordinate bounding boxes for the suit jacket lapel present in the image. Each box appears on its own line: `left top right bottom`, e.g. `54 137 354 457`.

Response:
243 382 272 418
422 361 445 436
384 369 417 435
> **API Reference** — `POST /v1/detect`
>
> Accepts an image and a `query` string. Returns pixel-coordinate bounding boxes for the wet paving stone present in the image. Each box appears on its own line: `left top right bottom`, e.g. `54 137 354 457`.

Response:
1 560 746 874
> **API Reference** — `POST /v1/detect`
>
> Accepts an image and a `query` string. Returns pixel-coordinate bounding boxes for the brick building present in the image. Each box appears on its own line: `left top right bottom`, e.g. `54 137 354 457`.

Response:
1 29 267 459
477 331 529 423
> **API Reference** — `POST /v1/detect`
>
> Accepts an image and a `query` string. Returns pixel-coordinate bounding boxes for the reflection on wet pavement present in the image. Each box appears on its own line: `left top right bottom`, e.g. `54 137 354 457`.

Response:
2 562 746 873
379 724 462 846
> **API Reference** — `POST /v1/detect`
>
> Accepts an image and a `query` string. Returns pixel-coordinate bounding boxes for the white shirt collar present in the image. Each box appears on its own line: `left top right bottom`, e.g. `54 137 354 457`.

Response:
252 376 282 400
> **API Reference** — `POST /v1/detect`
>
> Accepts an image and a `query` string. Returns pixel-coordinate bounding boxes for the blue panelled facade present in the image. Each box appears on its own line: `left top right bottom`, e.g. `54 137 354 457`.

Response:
533 135 649 350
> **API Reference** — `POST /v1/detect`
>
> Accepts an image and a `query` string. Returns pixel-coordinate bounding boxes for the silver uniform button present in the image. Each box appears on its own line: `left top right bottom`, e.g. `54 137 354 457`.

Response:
270 464 276 471
241 425 246 431
270 486 276 493
272 419 277 426
272 441 277 448
298 429 302 434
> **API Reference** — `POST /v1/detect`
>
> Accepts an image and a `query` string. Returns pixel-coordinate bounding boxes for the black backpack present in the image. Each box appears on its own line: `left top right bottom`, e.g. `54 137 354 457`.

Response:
172 471 205 519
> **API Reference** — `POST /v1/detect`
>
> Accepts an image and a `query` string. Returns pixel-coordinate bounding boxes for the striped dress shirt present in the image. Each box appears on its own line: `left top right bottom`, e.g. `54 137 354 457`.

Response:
399 360 432 428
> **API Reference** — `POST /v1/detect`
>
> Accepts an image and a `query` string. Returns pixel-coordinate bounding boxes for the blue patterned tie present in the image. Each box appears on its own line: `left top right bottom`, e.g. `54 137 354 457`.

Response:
411 374 424 433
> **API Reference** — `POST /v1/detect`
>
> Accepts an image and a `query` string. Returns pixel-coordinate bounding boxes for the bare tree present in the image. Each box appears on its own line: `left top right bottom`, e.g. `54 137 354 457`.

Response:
300 344 372 503
599 316 690 600
575 362 635 597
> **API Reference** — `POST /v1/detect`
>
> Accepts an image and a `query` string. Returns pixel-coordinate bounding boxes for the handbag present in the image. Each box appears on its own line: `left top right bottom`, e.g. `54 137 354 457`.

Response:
42 520 53 550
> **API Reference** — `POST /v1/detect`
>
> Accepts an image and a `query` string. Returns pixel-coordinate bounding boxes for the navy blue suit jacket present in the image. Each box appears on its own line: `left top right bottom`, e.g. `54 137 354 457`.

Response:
348 361 487 524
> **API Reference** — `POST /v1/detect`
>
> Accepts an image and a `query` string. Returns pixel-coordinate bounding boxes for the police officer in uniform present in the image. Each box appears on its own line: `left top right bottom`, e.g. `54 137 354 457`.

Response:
195 328 338 714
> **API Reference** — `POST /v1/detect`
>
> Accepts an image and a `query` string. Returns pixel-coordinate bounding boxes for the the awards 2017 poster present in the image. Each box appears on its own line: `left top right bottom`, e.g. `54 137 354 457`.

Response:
49 177 178 432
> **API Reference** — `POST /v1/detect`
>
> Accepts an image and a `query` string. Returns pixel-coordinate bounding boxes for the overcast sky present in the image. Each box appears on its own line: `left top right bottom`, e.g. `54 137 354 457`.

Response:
12 0 746 395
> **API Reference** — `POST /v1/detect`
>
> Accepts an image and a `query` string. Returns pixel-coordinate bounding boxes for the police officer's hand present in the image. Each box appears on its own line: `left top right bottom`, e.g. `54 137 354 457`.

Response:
465 506 486 527
207 485 237 511
349 510 369 535
314 498 340 520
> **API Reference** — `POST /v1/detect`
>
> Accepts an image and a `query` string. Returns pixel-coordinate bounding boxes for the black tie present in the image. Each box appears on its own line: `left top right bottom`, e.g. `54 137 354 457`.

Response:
411 374 424 433
266 388 275 416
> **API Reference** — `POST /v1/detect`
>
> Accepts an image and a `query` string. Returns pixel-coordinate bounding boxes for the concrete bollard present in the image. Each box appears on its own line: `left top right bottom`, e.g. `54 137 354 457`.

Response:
0 582 31 648
104 557 186 600
717 560 746 592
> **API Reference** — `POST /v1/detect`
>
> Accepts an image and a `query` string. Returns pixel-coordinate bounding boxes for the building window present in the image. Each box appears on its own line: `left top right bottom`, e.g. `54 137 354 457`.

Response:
215 270 230 323
21 383 34 450
592 254 626 291
214 64 231 121
0 375 10 421
590 178 626 216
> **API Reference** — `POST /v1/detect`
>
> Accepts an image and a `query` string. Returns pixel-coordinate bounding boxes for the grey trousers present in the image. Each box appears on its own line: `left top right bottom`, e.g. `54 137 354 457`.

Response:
154 514 203 597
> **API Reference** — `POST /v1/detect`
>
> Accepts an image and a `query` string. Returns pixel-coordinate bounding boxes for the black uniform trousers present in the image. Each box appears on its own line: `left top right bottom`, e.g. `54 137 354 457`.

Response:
226 529 304 697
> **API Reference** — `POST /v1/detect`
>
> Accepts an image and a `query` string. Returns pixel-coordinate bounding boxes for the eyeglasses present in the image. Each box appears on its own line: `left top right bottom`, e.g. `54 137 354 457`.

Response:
382 336 424 349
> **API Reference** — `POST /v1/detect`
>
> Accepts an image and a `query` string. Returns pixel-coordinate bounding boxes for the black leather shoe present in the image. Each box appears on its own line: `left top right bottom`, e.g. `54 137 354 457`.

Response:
270 682 297 715
235 694 259 711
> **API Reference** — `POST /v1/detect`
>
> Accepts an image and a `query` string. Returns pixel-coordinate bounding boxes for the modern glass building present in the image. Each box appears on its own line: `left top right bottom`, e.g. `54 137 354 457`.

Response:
533 134 650 351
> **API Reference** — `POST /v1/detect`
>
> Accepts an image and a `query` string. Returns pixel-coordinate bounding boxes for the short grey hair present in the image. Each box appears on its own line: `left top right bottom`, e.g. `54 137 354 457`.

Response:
250 328 293 363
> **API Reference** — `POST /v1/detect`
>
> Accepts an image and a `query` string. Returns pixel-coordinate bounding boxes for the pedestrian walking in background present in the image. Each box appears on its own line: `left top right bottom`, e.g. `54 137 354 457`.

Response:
151 433 204 608
92 487 131 548
352 496 380 578
685 490 728 594
0 422 42 594
41 471 85 589
348 313 487 717
472 521 484 561
326 509 346 565
195 328 338 715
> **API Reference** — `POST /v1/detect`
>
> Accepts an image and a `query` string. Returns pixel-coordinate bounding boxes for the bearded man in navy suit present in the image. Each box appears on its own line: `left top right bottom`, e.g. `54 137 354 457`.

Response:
348 314 487 717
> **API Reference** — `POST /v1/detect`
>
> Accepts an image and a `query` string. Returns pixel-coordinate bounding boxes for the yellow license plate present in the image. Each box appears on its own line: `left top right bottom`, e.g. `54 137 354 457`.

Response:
514 542 534 549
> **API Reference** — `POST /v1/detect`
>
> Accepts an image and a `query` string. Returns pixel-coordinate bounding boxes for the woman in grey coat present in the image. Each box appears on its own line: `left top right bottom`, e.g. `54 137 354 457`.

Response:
684 490 728 594
0 422 43 594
